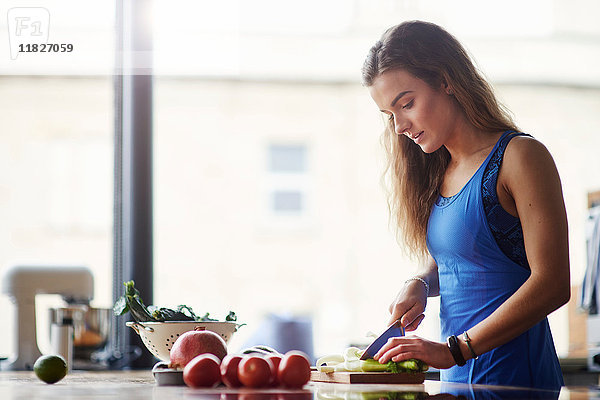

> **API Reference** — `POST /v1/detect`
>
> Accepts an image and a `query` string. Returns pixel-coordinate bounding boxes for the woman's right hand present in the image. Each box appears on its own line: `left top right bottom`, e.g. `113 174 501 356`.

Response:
388 279 428 330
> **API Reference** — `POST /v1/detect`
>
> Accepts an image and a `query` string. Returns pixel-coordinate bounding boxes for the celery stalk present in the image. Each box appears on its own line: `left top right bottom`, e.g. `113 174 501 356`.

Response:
360 359 389 372
360 358 428 373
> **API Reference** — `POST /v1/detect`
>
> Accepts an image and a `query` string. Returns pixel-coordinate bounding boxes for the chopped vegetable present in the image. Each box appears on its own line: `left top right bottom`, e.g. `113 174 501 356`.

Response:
315 347 428 373
315 354 344 366
359 359 389 372
360 358 427 373
397 359 428 373
341 347 362 371
113 280 240 323
343 347 363 360
318 365 335 373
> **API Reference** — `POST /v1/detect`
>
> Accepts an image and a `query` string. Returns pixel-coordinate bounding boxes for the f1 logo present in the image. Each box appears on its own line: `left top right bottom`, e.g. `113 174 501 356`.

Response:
7 7 50 60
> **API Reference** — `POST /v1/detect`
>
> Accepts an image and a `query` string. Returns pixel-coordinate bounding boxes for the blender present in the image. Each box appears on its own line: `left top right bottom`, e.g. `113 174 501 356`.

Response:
0 265 97 370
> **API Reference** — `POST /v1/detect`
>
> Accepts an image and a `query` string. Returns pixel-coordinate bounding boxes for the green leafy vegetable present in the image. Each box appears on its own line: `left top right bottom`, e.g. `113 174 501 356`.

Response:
148 306 194 322
225 311 238 322
113 280 157 322
197 312 218 322
113 280 240 324
176 305 198 320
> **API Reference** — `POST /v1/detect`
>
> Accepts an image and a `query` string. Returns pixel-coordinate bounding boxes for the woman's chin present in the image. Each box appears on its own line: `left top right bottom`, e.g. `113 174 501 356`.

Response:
419 143 438 154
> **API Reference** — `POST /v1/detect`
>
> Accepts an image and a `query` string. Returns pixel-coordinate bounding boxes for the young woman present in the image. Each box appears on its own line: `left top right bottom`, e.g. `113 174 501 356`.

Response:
362 21 569 390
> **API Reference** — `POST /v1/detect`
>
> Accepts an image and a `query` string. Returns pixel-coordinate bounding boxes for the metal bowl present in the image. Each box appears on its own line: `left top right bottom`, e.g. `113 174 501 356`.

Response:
126 321 239 362
49 306 111 360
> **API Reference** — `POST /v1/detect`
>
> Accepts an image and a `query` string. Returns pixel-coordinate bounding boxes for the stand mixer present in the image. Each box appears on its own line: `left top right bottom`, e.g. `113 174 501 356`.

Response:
1 265 94 370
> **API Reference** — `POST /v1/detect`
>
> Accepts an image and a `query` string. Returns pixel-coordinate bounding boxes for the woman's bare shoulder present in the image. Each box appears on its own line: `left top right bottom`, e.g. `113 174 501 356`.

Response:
502 134 557 175
500 133 563 205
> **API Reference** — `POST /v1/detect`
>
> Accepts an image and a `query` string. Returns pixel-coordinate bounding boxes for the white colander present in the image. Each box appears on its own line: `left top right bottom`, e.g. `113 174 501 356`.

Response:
126 321 239 362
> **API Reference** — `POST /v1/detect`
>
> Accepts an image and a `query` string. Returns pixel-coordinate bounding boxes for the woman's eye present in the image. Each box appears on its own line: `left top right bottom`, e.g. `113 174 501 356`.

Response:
402 99 414 109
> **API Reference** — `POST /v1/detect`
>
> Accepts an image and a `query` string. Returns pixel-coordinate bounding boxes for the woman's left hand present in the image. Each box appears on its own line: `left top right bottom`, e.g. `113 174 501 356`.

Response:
373 335 456 370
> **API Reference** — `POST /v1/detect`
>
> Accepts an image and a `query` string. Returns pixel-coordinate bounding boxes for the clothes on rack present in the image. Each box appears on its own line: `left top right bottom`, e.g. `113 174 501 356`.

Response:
580 205 600 314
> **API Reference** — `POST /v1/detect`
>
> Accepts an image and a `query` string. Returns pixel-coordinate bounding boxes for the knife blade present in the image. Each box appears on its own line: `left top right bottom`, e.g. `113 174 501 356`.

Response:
360 320 405 360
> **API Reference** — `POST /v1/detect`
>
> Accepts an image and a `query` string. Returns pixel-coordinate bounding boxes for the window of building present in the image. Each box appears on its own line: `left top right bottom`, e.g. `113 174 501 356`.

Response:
267 144 309 216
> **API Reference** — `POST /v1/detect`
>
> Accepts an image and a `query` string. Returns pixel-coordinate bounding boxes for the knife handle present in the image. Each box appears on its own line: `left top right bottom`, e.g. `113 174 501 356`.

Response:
390 319 404 332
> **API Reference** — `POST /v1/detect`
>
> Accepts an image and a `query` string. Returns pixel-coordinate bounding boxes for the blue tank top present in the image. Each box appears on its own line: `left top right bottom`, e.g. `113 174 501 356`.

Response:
426 131 564 390
481 133 530 269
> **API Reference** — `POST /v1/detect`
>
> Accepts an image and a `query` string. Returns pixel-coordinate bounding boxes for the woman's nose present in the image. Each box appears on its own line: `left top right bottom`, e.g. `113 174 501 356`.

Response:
394 117 410 136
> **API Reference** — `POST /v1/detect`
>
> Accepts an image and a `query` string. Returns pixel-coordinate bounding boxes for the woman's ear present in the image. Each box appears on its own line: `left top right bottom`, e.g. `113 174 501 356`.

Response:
441 79 454 95
443 82 454 95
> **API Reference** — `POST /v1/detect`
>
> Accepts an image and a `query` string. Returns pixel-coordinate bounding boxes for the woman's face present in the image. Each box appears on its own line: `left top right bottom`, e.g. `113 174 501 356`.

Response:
368 69 461 154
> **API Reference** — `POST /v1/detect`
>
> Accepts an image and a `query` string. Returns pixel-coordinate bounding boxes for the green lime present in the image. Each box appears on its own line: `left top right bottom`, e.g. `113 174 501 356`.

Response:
33 355 67 384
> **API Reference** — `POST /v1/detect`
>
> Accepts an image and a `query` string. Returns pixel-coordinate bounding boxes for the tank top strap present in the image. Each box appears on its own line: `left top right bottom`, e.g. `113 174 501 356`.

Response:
486 131 532 175
482 131 532 269
482 131 532 202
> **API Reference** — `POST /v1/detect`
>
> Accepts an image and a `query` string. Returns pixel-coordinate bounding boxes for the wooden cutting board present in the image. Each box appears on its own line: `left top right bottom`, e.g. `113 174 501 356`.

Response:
310 371 425 384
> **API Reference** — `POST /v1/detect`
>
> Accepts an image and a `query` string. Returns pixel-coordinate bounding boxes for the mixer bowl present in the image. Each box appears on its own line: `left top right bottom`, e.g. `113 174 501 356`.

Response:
126 321 239 362
49 306 111 360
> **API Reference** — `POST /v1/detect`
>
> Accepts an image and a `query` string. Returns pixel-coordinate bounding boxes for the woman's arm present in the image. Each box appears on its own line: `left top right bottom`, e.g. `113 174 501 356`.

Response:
376 136 570 368
462 136 570 358
388 254 439 329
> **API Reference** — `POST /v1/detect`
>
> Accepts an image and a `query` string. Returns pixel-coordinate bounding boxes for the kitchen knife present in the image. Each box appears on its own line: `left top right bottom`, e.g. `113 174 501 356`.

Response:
359 320 405 360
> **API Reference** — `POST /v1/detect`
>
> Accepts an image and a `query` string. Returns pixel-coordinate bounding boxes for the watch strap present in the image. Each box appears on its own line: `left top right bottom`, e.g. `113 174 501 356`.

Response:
447 335 466 366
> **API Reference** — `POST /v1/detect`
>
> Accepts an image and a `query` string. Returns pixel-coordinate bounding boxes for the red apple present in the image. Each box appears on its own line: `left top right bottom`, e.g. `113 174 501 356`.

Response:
183 353 222 388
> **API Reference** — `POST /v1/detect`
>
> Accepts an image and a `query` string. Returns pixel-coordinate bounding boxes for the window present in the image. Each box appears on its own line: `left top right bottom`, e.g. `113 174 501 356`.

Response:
3 0 597 370
267 144 309 217
151 2 600 360
0 0 114 359
269 144 307 173
272 190 303 213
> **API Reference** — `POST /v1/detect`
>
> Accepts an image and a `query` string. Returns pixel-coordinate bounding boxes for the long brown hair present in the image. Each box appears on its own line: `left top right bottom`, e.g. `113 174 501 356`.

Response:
361 21 518 259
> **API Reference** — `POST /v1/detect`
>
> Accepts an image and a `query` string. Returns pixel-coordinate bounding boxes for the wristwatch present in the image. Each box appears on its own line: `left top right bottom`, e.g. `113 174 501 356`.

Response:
447 335 466 366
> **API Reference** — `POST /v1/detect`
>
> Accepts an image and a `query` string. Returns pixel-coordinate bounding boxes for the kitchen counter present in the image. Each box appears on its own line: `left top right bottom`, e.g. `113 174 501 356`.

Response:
0 370 597 399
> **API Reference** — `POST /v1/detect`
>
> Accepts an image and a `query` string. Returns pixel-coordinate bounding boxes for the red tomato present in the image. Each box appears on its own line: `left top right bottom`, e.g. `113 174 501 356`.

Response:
183 353 221 388
277 351 311 388
266 354 282 386
238 356 274 388
220 354 243 388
